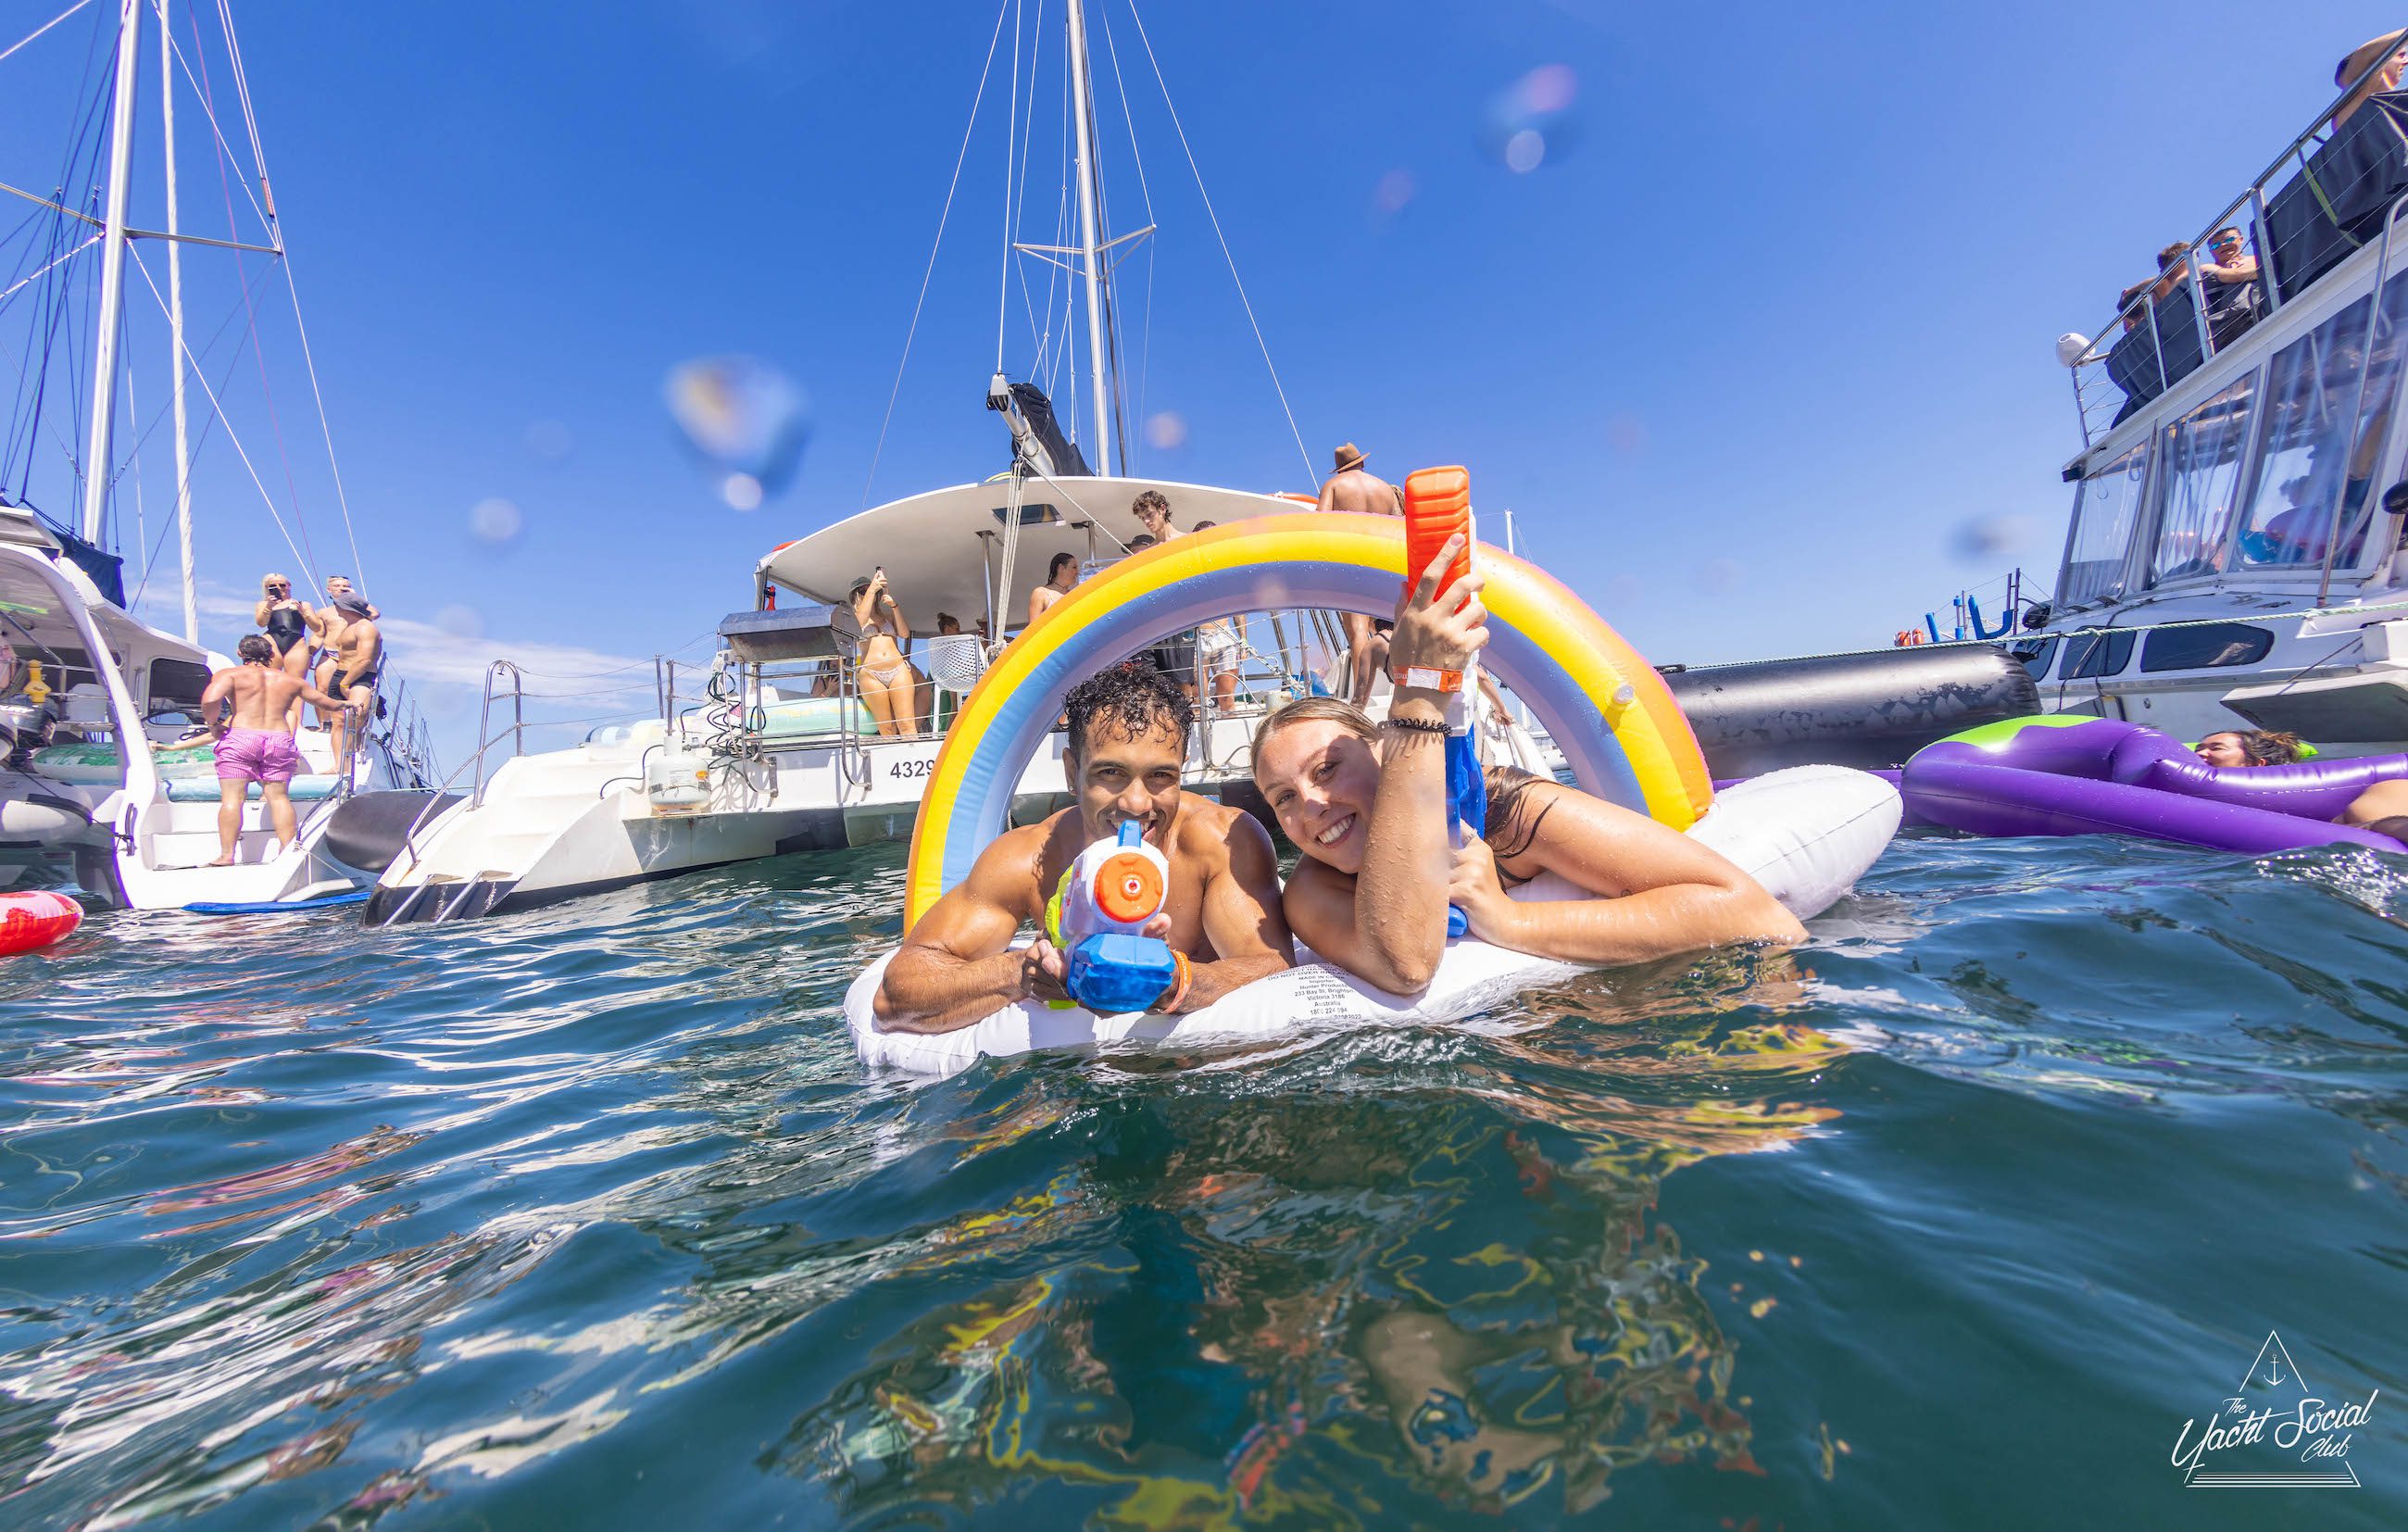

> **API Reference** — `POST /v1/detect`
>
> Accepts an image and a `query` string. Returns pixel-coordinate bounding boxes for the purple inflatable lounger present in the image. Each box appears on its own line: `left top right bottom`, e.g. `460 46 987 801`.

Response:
1899 716 2408 856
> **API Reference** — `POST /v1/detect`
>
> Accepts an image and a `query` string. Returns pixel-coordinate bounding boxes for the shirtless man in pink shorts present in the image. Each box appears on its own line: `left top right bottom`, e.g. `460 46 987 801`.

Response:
198 634 359 866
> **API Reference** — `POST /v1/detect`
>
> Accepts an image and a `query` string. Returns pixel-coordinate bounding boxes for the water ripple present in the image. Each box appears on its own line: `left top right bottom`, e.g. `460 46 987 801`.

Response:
0 839 2402 1527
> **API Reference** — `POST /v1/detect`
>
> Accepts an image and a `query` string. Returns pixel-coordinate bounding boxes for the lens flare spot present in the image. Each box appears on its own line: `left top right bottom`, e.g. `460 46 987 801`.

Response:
1143 412 1188 451
1950 515 2032 563
1484 64 1580 172
470 497 522 545
664 355 811 502
524 420 573 462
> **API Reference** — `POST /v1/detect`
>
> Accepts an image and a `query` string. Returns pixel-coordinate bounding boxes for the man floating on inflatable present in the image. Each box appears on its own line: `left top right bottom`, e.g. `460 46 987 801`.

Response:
872 664 1295 1035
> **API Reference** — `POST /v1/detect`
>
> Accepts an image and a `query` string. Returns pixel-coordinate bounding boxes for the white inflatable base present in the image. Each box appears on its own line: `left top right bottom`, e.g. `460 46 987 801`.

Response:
847 765 1901 1076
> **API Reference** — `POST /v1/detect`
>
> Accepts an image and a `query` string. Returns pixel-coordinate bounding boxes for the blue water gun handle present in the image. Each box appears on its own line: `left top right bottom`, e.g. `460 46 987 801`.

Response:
1445 725 1484 939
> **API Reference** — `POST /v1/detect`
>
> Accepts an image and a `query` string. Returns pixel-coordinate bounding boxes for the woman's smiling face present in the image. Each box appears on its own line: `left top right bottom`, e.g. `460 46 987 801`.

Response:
1253 716 1383 873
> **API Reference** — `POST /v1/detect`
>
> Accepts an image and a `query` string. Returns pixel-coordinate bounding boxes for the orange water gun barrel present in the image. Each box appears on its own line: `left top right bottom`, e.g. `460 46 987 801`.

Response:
1401 466 1474 598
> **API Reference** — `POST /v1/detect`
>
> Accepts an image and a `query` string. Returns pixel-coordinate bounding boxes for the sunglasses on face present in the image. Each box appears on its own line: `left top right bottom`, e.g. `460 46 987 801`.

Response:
266 584 289 593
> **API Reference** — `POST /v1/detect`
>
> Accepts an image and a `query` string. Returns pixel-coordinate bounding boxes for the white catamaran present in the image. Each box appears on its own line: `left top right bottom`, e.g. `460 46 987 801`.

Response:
366 0 1549 924
0 0 434 910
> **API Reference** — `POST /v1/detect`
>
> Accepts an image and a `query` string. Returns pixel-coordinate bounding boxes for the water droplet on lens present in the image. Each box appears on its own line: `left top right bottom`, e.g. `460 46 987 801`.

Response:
1694 558 1741 595
1483 64 1579 172
1143 412 1187 451
1373 169 1417 215
664 356 811 503
470 497 522 544
1950 514 2031 563
433 604 485 639
524 420 573 463
721 472 764 511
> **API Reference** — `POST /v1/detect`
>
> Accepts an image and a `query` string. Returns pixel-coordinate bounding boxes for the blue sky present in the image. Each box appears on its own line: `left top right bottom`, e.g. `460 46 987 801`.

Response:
2 0 2395 763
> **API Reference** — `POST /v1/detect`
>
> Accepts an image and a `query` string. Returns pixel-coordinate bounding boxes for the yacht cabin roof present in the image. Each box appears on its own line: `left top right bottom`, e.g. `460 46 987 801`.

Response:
754 476 1319 632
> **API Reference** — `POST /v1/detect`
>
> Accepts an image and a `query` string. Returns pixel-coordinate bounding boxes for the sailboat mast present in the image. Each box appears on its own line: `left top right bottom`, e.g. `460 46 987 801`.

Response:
157 0 196 642
1064 0 1113 473
79 0 145 548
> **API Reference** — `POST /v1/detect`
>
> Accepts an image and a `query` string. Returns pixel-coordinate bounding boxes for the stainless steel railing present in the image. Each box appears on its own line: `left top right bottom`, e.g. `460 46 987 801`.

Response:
2072 25 2408 446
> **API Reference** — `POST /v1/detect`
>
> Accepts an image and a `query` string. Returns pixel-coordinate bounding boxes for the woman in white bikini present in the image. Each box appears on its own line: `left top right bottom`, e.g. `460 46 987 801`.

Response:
850 571 925 737
1027 551 1080 628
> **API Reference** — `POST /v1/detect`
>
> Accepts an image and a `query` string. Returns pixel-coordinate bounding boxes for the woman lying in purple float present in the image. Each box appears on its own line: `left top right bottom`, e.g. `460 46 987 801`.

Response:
1900 716 2408 855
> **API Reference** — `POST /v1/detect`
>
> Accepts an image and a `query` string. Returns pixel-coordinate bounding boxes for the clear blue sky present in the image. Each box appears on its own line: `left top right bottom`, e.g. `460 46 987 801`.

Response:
4 0 2395 762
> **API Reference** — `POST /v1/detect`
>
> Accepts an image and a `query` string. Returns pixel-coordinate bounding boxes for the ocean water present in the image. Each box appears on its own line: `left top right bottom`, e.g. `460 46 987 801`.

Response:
2 834 2405 1528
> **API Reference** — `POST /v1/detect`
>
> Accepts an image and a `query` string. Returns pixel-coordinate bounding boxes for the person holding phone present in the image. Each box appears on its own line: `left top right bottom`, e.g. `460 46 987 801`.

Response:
851 568 925 737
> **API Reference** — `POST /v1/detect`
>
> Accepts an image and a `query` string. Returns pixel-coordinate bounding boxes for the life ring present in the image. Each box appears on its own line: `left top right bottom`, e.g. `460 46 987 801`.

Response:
1900 715 2408 854
850 765 1901 1075
904 512 1716 927
0 889 82 956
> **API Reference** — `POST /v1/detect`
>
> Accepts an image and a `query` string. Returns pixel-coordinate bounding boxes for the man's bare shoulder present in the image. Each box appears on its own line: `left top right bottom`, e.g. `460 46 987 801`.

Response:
964 818 1055 906
1173 794 1273 865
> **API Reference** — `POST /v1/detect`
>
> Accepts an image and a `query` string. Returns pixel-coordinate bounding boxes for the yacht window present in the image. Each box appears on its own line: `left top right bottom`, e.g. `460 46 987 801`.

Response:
2138 622 2275 672
2234 280 2408 569
2060 629 2135 679
147 659 210 709
2010 636 2059 680
2058 446 2149 607
2147 376 2253 584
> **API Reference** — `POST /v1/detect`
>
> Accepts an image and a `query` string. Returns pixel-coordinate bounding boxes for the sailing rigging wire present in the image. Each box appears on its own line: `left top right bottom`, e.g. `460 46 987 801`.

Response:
0 0 97 69
863 0 1011 510
1122 2 1313 483
123 243 314 579
212 0 369 592
997 0 1019 371
1091 0 1154 471
183 0 320 596
1006 0 1050 383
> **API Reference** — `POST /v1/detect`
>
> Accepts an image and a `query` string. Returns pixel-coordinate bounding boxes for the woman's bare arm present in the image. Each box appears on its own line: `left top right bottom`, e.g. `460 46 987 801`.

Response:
1449 785 1803 964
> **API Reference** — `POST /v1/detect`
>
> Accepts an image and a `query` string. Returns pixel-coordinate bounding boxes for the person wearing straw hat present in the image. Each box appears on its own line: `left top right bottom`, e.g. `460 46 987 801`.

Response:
1317 443 1405 705
2334 30 2407 129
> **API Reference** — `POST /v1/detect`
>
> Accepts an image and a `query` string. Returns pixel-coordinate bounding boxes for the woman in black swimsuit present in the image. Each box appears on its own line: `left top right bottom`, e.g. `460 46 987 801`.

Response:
253 572 315 680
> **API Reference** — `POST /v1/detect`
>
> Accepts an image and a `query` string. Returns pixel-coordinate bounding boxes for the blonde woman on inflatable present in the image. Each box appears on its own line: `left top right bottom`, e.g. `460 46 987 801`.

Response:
1250 534 1804 994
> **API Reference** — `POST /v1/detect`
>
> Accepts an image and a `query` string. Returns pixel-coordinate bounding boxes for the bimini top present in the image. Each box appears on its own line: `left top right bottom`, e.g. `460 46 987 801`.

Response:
754 476 1317 627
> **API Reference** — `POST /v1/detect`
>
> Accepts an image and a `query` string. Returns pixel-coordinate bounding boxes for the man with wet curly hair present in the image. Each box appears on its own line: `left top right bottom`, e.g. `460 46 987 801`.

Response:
875 662 1292 1034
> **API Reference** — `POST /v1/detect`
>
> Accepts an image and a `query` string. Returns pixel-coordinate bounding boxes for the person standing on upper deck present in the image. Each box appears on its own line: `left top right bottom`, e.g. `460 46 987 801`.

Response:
1133 491 1201 704
1315 443 1402 707
2333 30 2407 130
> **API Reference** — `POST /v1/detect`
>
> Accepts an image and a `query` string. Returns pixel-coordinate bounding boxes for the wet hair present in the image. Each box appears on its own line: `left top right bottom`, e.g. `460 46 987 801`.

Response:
1252 695 1376 772
1129 534 1157 550
2366 815 2408 846
1482 765 1561 879
1048 551 1078 582
1131 488 1171 521
1192 520 1218 531
1064 661 1192 762
2205 728 2303 766
237 634 274 664
1250 697 1563 874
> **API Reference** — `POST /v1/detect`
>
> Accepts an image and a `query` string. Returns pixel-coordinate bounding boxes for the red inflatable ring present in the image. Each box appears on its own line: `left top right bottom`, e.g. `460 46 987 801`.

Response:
0 890 82 956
